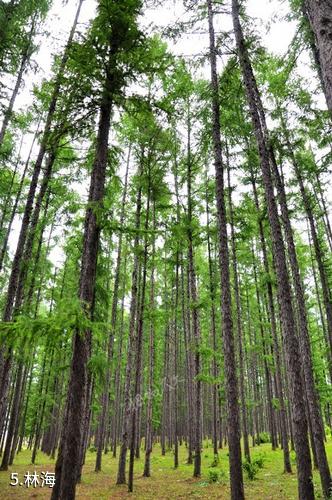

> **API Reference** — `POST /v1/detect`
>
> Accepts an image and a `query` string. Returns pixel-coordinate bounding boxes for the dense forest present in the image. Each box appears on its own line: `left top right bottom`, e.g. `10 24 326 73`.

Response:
0 0 332 498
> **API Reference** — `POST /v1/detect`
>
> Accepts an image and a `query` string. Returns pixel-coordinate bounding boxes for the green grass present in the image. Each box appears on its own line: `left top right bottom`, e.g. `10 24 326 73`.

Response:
0 439 331 498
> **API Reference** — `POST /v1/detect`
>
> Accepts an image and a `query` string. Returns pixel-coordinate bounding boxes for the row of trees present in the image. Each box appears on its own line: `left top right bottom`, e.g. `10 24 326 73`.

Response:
0 0 332 498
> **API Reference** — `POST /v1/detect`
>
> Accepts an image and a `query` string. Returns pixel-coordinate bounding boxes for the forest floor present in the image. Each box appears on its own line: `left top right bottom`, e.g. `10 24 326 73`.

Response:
0 440 331 499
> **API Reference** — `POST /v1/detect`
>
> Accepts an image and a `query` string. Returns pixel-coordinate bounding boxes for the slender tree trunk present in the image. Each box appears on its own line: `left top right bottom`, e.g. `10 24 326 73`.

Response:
143 203 156 477
95 151 130 472
313 171 332 252
0 132 24 234
31 347 55 464
116 161 143 485
226 149 250 462
173 158 181 469
276 119 332 496
251 175 291 472
305 0 332 114
206 2 244 497
186 103 202 478
52 55 112 500
232 2 314 497
14 150 57 312
0 363 24 470
128 179 151 492
251 246 277 451
0 115 41 274
111 246 127 458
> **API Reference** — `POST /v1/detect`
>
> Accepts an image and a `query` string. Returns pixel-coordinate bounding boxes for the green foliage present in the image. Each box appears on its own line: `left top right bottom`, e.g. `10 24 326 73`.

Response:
207 467 226 484
242 458 260 481
253 454 266 469
257 432 270 444
210 454 220 467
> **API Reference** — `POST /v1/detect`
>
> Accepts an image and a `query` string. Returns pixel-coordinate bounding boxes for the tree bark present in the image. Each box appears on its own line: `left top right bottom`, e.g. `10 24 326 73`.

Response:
226 149 251 462
305 0 332 114
95 149 130 472
277 118 332 496
116 161 143 485
128 180 151 492
143 202 156 477
232 1 314 497
52 63 112 500
186 103 202 478
251 174 291 472
206 2 244 497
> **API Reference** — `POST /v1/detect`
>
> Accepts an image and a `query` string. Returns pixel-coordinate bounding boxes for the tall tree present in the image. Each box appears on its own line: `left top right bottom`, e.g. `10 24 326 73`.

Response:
206 1 244 498
304 0 332 113
52 2 143 498
231 1 314 497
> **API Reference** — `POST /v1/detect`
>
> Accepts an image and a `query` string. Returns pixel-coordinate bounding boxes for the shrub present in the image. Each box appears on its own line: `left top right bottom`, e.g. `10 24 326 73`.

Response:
253 454 265 469
210 454 220 467
242 459 259 480
208 469 220 483
256 432 270 444
207 468 226 484
290 451 297 465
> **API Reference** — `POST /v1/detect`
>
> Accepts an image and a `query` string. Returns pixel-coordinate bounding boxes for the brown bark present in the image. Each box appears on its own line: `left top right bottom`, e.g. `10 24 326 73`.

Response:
305 0 332 113
111 250 127 458
52 63 113 500
251 175 291 472
143 203 156 477
205 170 219 458
95 149 130 472
128 183 151 492
0 363 24 470
186 103 202 478
226 150 250 462
0 117 41 273
116 162 143 485
207 2 244 497
232 1 314 497
277 120 331 496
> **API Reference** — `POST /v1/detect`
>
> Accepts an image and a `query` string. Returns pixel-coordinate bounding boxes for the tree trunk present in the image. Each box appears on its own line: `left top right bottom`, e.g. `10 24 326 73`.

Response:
232 2 314 497
143 202 156 477
116 161 143 485
186 103 202 478
0 117 41 274
52 64 112 500
205 171 219 459
226 149 251 462
305 0 332 113
206 2 244 497
128 183 151 492
251 175 291 472
95 149 130 472
277 119 332 496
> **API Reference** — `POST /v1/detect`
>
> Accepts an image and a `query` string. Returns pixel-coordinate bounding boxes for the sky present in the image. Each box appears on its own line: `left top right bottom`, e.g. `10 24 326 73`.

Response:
4 0 327 267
